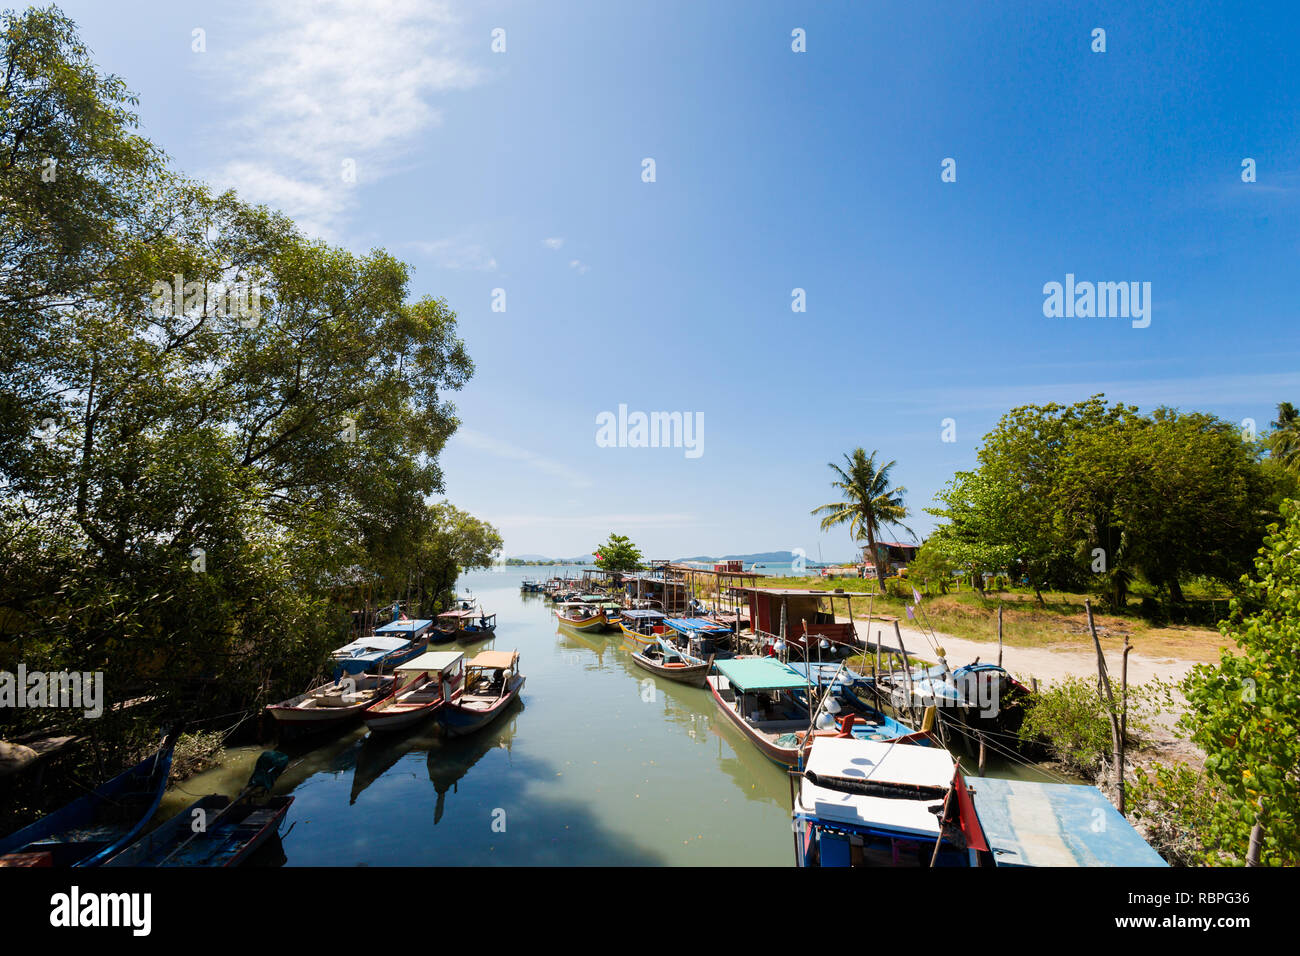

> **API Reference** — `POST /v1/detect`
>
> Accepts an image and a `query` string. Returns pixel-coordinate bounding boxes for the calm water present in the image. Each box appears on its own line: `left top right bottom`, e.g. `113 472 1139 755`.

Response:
162 567 1064 866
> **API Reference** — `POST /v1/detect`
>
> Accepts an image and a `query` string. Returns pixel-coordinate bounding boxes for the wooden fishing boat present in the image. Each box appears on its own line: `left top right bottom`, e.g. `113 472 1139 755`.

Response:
629 637 712 687
438 650 525 736
0 729 179 867
264 673 396 730
555 601 606 633
706 657 821 767
883 661 1030 756
434 604 497 641
785 662 934 746
792 736 986 867
617 609 666 649
103 794 293 867
362 651 465 732
330 622 432 676
662 616 736 659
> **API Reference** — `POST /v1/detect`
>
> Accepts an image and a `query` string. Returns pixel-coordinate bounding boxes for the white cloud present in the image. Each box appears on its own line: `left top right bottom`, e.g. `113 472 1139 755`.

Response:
542 237 564 250
410 238 499 271
455 429 594 489
207 0 483 239
569 259 590 274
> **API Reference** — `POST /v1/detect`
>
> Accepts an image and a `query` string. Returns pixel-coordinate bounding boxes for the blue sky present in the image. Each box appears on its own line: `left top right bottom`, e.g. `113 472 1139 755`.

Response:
52 0 1300 560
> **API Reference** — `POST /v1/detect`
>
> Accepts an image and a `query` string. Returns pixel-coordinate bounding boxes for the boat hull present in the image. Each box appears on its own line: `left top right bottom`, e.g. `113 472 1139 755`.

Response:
557 614 605 633
264 675 395 728
630 652 710 687
439 676 525 737
104 795 293 867
706 676 803 768
0 734 176 867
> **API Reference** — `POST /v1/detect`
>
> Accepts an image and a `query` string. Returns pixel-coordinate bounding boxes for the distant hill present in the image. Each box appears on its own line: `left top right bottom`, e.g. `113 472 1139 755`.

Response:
675 551 834 566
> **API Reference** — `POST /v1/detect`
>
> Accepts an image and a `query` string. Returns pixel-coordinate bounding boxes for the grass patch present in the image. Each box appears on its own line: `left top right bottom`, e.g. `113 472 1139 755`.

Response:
745 576 1231 660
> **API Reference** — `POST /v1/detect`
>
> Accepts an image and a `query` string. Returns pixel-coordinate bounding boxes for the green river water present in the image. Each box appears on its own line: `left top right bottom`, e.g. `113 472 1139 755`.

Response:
160 567 1065 866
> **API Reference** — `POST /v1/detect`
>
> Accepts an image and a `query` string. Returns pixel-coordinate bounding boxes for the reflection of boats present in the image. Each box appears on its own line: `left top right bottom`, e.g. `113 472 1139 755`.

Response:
104 794 293 867
264 673 396 733
439 651 525 737
425 711 521 825
349 723 441 805
362 652 465 732
556 602 606 632
630 637 711 687
0 728 179 867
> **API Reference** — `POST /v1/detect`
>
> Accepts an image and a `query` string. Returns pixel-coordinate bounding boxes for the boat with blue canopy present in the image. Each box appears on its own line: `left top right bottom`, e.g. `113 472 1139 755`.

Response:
628 636 712 686
330 631 427 677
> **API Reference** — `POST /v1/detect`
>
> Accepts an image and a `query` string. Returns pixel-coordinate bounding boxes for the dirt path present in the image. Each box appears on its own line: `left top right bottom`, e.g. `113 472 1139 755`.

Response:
841 614 1202 687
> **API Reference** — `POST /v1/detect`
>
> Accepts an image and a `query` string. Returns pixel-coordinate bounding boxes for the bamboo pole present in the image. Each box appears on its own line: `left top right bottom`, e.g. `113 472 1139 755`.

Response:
997 604 1004 668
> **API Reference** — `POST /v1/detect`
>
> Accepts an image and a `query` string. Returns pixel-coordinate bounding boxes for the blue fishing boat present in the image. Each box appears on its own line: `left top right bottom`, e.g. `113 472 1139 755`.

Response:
0 729 179 867
662 616 735 659
792 736 986 867
786 662 934 746
330 627 430 677
438 650 525 736
103 795 293 867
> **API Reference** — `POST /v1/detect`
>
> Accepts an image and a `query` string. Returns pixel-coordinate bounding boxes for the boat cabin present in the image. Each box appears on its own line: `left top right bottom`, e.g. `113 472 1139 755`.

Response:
731 587 860 653
619 609 666 635
394 651 465 699
464 650 519 697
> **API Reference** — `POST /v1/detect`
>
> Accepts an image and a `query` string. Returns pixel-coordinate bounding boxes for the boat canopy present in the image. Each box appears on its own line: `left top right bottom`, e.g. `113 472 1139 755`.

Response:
621 609 665 620
375 619 433 635
468 650 518 670
396 651 464 675
664 617 732 635
799 737 955 838
438 608 478 619
714 657 810 693
966 776 1167 867
331 636 413 674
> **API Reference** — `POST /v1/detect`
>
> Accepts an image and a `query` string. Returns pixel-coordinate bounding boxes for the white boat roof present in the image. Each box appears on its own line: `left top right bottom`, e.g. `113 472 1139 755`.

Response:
799 737 956 838
395 651 464 674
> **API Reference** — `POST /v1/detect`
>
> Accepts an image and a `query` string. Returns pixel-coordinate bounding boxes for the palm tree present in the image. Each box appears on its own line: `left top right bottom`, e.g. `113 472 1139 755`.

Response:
1267 402 1300 474
811 448 914 589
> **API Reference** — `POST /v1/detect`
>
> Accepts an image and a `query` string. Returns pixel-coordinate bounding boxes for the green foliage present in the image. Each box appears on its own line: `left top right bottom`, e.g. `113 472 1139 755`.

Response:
928 396 1276 612
909 543 956 594
1129 762 1243 867
1018 675 1169 778
593 533 642 573
1179 498 1300 866
0 9 490 749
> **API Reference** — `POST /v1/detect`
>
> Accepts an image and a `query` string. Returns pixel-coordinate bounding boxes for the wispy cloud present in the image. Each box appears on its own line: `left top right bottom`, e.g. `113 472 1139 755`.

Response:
455 429 594 489
207 0 483 239
409 238 499 271
569 259 590 275
542 237 564 250
487 513 698 529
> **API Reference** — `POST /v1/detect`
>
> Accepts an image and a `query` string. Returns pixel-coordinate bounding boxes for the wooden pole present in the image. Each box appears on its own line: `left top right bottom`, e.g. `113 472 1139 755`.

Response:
997 604 1004 668
1119 634 1132 815
977 733 987 776
1086 599 1123 808
894 620 917 726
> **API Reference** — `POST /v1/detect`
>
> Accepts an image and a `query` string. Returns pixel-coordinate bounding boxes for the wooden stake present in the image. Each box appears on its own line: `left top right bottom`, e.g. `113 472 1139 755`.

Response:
997 604 1004 668
1086 599 1123 809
